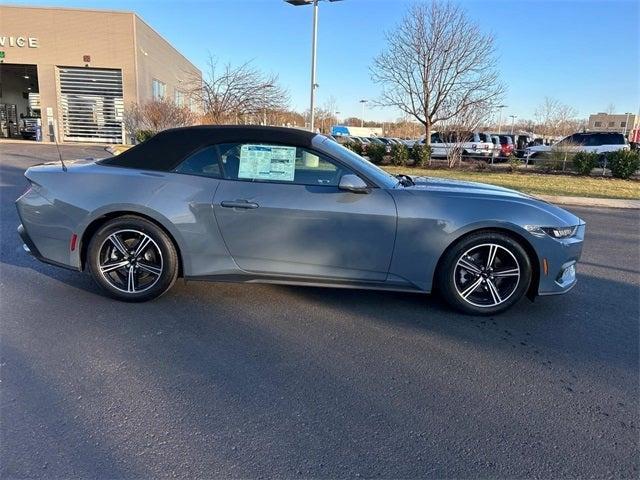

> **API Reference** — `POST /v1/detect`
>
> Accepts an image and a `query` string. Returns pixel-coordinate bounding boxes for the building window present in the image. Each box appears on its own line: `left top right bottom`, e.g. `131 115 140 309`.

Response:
608 121 615 127
621 122 626 128
152 79 166 100
190 97 199 113
174 90 185 106
594 121 602 127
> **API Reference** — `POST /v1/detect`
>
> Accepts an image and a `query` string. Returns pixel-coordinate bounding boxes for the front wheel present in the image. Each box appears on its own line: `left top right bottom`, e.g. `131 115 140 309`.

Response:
87 216 179 302
437 232 532 315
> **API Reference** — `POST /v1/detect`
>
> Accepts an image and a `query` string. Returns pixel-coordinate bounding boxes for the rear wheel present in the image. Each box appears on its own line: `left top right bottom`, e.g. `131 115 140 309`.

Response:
87 216 178 302
437 232 532 315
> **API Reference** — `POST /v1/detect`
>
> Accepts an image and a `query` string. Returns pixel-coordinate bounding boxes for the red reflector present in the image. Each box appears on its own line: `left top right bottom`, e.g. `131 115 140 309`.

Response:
70 233 78 252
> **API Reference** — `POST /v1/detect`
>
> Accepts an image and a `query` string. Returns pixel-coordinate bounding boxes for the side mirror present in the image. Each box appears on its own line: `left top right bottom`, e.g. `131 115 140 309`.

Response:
339 174 369 194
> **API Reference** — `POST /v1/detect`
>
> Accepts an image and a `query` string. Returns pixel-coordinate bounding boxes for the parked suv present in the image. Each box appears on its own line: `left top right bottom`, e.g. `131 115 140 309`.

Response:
525 132 629 160
498 135 515 157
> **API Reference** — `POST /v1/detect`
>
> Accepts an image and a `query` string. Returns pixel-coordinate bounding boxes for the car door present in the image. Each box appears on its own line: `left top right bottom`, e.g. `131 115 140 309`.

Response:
212 142 397 282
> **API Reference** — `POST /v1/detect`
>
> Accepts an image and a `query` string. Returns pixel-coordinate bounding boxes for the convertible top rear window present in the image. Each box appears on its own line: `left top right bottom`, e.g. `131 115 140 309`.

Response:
100 125 317 172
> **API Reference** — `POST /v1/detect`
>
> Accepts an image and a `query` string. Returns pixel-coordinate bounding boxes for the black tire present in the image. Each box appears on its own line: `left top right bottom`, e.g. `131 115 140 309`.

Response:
87 215 178 302
437 231 532 315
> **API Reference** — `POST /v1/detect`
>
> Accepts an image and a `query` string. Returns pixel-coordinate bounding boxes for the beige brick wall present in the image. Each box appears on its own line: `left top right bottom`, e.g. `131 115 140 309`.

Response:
0 6 137 141
134 17 201 109
588 113 638 133
0 5 201 142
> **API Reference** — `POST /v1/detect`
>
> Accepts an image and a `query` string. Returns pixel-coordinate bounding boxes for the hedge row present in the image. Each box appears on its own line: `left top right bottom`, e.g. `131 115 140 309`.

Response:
342 141 640 179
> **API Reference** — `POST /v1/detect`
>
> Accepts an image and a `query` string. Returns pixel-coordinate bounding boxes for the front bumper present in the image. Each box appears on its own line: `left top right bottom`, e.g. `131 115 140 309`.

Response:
534 223 585 296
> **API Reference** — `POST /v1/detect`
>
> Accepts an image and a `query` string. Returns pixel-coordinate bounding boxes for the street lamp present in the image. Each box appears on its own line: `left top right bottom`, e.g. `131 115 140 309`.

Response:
285 0 343 132
359 99 368 127
496 105 507 134
509 115 517 135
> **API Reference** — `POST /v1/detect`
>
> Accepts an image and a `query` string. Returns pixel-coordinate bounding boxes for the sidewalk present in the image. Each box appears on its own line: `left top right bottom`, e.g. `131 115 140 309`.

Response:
537 195 640 210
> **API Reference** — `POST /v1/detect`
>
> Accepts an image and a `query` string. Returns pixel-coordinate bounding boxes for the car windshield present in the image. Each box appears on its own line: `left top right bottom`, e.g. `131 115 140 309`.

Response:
318 137 399 188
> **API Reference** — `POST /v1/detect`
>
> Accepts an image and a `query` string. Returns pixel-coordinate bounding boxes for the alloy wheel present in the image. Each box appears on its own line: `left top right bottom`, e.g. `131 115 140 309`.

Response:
97 229 163 294
453 243 521 308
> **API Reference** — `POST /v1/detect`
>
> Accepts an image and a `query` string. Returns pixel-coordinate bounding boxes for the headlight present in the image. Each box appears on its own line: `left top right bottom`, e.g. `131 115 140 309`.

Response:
525 225 578 239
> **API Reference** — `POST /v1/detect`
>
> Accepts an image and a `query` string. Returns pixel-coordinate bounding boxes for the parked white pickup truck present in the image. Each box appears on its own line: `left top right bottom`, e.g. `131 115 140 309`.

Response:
417 132 494 159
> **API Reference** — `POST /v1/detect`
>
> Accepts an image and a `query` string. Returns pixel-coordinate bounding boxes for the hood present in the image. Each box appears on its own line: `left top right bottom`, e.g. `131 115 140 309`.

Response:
403 176 583 226
407 176 531 199
527 144 552 153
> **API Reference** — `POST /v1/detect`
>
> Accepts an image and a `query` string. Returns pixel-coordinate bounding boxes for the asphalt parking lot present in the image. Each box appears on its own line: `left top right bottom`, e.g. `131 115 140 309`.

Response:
1 142 639 479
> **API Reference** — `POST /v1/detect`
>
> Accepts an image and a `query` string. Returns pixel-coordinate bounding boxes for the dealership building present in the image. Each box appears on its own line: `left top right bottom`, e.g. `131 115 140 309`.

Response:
0 5 201 143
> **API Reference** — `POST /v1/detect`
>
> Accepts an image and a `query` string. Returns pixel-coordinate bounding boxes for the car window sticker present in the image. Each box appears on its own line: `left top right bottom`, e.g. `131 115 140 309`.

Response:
238 144 296 182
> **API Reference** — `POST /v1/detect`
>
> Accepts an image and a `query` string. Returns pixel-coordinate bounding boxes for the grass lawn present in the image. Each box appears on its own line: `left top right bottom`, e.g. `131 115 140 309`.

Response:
383 166 640 200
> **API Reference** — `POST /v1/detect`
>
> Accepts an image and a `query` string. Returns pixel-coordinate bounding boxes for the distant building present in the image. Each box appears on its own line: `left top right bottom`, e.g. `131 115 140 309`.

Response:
0 5 201 144
588 112 638 134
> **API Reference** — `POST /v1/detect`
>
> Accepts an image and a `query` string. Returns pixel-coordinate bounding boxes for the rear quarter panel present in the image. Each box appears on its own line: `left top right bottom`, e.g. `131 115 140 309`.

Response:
18 163 231 275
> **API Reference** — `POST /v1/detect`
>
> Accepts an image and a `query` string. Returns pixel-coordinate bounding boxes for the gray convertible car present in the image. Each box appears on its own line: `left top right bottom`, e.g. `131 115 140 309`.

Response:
16 126 585 314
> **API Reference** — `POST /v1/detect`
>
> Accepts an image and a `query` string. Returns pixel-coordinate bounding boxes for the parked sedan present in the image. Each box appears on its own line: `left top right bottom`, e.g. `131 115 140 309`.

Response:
16 126 585 315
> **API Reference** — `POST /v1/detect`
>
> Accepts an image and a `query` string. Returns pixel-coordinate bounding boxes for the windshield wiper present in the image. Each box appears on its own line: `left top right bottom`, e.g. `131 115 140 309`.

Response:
395 174 415 187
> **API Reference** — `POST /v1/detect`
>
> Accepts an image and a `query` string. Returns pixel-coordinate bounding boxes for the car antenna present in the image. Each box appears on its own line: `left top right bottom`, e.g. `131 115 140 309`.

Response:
52 120 67 172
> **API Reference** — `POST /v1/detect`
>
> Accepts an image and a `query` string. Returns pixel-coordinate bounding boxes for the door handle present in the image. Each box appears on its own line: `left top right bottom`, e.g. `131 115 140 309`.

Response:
220 200 259 209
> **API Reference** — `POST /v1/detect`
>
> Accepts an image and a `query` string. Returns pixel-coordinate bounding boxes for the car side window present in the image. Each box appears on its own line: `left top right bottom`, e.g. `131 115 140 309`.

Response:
217 143 353 187
174 145 222 178
585 134 604 147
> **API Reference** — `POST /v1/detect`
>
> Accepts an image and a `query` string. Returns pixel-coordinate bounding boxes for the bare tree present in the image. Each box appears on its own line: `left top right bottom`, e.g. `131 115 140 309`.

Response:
370 1 504 145
605 103 616 115
123 98 198 140
192 55 290 125
438 102 491 167
386 117 422 138
313 96 340 133
534 97 578 137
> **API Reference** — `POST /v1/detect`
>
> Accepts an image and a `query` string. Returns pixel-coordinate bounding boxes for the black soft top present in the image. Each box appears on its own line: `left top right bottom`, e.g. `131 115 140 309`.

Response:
100 125 318 172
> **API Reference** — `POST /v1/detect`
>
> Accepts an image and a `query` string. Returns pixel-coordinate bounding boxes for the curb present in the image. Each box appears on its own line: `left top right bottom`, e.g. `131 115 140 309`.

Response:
536 195 640 210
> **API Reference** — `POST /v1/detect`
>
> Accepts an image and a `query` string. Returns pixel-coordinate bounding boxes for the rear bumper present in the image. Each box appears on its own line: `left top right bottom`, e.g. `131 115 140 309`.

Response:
17 223 80 272
18 223 40 258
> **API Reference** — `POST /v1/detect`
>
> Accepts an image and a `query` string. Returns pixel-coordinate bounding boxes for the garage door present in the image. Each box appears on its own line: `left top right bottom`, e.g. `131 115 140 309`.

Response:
58 66 124 143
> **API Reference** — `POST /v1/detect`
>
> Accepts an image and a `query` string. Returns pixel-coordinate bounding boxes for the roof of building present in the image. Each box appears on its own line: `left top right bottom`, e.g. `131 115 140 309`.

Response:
101 125 317 172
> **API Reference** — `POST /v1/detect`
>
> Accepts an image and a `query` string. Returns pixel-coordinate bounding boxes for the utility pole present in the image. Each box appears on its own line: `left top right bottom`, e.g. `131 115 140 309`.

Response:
359 99 367 128
496 105 507 134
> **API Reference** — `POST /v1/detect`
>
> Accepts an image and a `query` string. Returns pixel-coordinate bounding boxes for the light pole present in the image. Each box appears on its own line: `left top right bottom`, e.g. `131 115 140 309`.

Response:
509 115 517 135
285 0 343 132
496 105 507 134
359 99 368 127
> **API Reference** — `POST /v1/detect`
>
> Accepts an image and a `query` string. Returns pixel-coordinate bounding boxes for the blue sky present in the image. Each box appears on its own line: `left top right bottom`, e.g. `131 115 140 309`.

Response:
6 0 639 122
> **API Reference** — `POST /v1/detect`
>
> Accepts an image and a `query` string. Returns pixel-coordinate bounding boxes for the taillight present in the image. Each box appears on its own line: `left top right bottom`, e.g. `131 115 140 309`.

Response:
70 233 78 252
